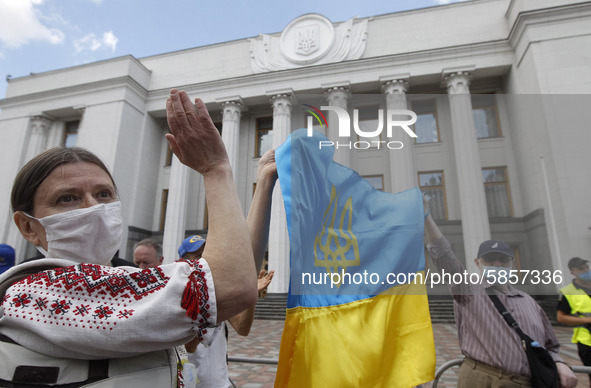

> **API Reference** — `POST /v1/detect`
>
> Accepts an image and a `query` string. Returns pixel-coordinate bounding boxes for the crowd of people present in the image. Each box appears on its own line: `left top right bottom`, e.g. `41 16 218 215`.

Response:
0 88 588 387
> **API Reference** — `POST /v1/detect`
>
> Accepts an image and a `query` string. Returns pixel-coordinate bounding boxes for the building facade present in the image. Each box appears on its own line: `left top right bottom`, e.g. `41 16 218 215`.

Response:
0 0 590 295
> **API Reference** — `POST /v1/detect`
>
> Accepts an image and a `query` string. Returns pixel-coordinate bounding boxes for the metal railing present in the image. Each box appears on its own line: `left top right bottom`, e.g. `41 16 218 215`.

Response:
227 356 279 365
431 358 591 387
431 359 463 388
228 356 591 387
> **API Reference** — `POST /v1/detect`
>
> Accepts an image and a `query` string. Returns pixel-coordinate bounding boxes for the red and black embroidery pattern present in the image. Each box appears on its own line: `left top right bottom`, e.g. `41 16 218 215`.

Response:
34 297 48 311
50 299 71 315
10 293 31 308
73 304 91 316
1 264 171 330
93 305 113 319
24 264 170 301
1 261 214 345
117 309 134 319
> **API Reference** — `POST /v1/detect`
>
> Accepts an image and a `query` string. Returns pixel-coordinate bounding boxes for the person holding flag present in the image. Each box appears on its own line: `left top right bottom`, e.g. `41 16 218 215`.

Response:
423 196 577 387
273 129 435 387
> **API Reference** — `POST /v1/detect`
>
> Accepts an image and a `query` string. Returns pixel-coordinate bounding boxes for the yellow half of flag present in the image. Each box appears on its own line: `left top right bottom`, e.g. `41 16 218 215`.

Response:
275 280 435 388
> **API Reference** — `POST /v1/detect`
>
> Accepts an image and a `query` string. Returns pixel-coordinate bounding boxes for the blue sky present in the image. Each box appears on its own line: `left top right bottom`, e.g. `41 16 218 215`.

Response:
0 0 465 99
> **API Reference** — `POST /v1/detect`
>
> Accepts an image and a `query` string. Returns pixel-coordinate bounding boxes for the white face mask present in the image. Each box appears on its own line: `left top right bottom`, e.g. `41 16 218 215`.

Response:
27 201 123 266
482 265 513 284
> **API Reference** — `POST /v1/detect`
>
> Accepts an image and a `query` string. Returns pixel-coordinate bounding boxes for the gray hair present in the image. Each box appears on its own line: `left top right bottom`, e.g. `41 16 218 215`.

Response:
133 239 163 256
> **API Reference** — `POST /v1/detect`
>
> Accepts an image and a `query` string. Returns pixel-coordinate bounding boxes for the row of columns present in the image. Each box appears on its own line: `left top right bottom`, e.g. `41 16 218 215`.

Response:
2 116 58 261
3 71 490 284
1 72 489 280
160 71 492 287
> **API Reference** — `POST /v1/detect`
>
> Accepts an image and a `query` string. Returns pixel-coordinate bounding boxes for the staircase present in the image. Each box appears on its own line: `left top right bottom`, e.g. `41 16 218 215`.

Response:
255 293 457 323
428 296 455 323
254 293 287 320
253 294 557 326
534 295 559 325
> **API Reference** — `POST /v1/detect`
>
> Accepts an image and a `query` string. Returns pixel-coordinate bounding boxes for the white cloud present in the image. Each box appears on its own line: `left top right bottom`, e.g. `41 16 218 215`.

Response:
102 31 118 51
74 31 118 53
0 0 64 48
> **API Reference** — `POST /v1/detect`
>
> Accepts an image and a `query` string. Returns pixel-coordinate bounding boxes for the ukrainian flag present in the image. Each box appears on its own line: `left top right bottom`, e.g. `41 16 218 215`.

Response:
274 129 435 388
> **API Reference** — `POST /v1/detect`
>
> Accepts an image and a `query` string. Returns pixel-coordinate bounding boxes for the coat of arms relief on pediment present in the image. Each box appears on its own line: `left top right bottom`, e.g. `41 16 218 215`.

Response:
250 14 368 73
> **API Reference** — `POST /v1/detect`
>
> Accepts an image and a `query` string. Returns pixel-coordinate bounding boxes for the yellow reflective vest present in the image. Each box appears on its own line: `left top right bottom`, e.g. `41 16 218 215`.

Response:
560 282 591 346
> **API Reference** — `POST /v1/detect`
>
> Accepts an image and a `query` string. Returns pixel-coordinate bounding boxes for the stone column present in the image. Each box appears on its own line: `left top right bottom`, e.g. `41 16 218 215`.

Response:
5 116 54 261
162 156 189 263
218 99 244 178
25 116 53 162
443 71 490 271
324 86 351 167
267 93 292 294
382 79 416 193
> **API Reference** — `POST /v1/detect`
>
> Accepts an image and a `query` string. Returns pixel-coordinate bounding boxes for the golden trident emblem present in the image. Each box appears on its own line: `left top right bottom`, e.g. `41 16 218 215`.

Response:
314 185 360 287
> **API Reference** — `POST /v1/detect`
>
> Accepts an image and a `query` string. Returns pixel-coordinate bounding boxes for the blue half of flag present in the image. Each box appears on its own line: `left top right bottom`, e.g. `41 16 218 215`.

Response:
275 128 426 303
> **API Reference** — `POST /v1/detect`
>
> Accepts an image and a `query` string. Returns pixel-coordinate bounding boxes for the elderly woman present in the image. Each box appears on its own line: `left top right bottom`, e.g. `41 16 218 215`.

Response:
0 90 258 387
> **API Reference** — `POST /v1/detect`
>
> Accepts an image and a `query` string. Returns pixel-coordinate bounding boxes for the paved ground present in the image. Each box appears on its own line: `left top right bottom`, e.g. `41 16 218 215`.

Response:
226 320 590 388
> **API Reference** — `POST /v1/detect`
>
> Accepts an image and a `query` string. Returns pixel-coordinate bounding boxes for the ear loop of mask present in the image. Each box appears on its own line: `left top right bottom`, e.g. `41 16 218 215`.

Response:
22 212 49 258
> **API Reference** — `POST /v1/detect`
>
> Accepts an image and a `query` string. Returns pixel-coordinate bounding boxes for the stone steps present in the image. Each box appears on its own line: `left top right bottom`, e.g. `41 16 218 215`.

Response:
254 294 458 323
254 293 287 320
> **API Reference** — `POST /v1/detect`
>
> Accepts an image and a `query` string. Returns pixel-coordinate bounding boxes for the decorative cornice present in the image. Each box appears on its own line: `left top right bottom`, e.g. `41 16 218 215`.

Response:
73 105 86 114
143 39 513 115
216 95 246 106
265 88 295 98
320 81 351 91
507 2 591 67
0 75 148 111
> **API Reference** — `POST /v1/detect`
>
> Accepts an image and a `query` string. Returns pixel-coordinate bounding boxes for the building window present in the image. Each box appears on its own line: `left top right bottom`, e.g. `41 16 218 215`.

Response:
63 120 79 147
482 167 512 217
159 189 168 231
418 171 447 220
255 117 273 157
363 175 384 191
411 99 439 144
214 121 222 135
164 147 173 167
472 94 501 139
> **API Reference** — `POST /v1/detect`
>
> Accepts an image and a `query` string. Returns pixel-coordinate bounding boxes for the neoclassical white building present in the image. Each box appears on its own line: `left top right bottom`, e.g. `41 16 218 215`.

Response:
0 0 590 295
